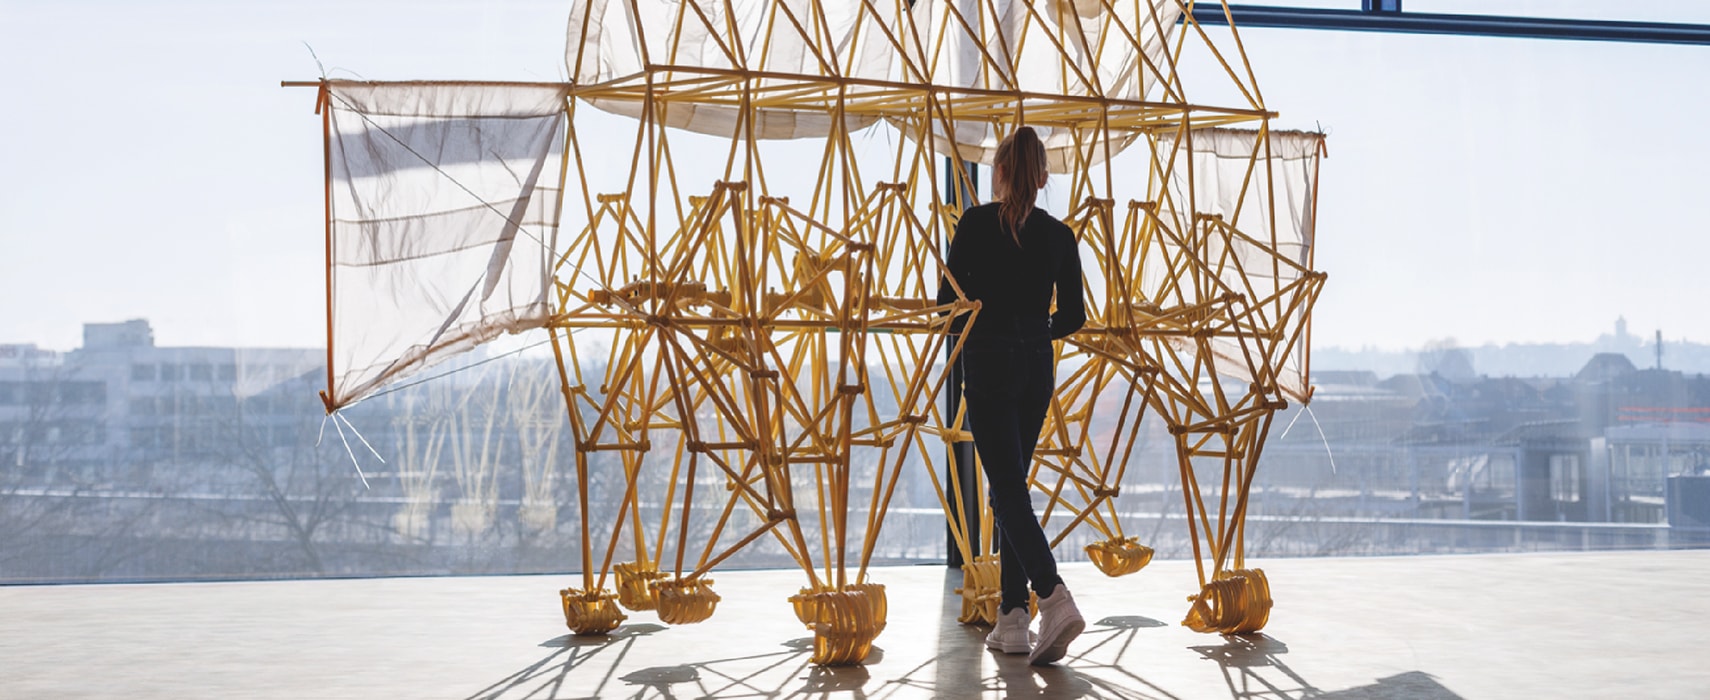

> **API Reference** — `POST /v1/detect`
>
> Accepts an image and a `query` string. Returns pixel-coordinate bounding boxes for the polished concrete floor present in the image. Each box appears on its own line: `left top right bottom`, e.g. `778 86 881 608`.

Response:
4 550 1708 699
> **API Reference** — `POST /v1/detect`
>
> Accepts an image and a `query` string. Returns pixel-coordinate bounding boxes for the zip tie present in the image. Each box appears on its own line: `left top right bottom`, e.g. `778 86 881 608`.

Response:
329 410 372 490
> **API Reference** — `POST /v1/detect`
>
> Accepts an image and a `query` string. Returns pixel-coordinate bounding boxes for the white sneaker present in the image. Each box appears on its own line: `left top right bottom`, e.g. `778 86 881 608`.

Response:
1028 584 1084 666
984 607 1036 654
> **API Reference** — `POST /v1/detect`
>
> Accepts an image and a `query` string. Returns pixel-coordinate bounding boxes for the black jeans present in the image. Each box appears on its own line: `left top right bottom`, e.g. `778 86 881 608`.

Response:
960 333 1063 612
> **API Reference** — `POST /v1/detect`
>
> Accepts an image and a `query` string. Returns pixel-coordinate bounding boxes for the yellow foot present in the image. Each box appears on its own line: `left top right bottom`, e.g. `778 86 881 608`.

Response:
560 587 626 635
796 584 887 665
1182 568 1272 634
653 578 720 624
788 585 827 626
953 556 1002 625
615 562 668 611
1085 536 1155 577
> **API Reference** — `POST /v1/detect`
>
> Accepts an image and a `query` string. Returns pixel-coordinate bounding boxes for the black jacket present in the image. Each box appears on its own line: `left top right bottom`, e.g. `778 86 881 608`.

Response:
935 202 1086 341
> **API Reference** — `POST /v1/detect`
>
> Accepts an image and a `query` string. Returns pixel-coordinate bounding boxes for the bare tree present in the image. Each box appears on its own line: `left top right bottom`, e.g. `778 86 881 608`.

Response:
0 364 164 581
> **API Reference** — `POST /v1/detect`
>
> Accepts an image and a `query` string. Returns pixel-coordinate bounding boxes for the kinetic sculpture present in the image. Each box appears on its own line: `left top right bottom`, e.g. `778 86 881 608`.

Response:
301 0 1325 665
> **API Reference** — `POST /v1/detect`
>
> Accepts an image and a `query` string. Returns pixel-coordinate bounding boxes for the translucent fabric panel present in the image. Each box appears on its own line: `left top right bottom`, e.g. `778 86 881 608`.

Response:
1150 128 1325 402
565 0 892 138
323 82 568 411
898 0 1182 169
565 0 1180 168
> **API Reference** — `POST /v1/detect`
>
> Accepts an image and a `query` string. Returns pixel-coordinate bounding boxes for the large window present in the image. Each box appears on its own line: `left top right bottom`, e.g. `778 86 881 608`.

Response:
2 2 1706 584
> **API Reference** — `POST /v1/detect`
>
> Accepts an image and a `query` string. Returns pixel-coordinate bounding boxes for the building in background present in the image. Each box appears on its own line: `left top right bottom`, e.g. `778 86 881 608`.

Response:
5 319 1710 583
1 319 322 485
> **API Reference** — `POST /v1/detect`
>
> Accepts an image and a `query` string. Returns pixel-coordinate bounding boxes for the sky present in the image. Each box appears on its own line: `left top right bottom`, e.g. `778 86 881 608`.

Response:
2 0 1708 354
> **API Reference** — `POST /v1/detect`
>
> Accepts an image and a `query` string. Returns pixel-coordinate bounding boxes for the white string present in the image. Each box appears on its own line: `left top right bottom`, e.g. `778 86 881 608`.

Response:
1278 403 1337 474
316 413 329 447
363 336 552 402
337 411 387 465
1278 405 1305 439
1304 404 1337 475
329 411 372 490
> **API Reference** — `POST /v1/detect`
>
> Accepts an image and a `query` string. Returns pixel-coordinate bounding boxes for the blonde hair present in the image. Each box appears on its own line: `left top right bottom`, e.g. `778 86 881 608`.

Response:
992 126 1047 246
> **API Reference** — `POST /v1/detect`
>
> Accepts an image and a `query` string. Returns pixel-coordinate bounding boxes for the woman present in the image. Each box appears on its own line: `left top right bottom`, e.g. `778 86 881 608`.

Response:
937 126 1086 665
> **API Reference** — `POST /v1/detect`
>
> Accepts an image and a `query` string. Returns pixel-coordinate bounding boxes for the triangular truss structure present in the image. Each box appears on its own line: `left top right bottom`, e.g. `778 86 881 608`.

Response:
302 0 1327 665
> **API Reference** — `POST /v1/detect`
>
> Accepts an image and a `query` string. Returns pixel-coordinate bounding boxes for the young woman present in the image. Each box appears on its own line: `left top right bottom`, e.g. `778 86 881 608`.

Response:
937 126 1087 665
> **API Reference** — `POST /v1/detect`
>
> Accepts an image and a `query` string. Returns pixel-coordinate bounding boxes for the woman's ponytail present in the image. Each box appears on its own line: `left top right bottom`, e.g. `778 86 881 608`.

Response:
992 126 1048 246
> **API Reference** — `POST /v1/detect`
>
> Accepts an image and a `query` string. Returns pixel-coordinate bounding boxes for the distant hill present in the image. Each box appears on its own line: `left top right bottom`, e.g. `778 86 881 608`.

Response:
1316 331 1710 379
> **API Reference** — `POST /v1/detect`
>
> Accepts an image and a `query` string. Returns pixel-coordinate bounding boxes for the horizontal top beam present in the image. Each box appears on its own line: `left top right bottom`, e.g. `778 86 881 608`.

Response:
1194 4 1710 46
570 65 1276 129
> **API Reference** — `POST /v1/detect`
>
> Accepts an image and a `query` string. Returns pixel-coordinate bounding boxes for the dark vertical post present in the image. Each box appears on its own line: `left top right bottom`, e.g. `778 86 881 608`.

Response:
1192 5 1710 46
945 157 982 568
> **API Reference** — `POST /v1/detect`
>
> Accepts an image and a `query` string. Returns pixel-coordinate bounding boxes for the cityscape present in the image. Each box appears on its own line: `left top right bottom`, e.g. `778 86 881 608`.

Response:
3 317 1708 584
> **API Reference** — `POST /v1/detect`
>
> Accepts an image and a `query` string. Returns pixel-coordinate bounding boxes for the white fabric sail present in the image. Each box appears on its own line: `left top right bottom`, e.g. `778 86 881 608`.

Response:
1148 128 1325 403
322 82 568 411
311 2 1215 410
902 0 1182 169
564 0 1181 169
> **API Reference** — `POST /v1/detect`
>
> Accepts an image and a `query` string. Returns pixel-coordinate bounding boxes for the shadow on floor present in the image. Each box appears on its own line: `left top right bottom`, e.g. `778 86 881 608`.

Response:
464 572 1462 699
1182 634 1463 700
464 623 670 699
1315 671 1463 700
